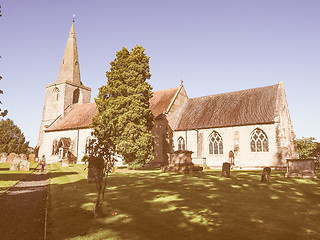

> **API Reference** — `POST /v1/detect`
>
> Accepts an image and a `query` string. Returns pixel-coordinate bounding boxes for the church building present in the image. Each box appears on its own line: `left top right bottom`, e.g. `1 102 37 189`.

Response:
37 21 299 168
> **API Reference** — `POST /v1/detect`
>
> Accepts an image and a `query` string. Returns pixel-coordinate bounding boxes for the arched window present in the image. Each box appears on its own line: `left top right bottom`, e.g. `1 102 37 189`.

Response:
177 137 185 151
73 88 80 104
52 139 58 155
209 131 223 154
53 87 59 101
250 128 269 152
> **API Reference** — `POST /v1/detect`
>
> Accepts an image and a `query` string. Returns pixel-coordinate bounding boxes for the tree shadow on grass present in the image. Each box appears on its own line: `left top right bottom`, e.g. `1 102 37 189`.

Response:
46 169 320 240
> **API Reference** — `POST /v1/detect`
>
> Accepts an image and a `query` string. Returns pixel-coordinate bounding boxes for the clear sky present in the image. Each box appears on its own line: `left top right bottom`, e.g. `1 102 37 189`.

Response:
0 0 319 147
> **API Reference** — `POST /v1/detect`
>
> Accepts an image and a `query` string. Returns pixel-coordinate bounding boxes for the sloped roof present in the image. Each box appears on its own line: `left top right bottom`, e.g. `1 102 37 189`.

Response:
46 102 97 132
58 137 71 148
175 84 279 130
46 87 180 132
149 87 180 117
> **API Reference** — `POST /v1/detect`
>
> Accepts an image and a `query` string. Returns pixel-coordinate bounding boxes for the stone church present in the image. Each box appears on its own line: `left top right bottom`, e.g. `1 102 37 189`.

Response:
37 21 299 168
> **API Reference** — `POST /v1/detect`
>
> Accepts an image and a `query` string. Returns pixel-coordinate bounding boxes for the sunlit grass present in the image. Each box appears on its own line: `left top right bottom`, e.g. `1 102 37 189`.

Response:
47 164 320 240
0 162 39 194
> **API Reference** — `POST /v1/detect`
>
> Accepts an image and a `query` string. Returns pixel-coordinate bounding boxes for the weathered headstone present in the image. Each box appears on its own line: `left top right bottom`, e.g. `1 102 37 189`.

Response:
10 156 21 171
88 165 104 183
19 154 27 161
28 154 36 162
0 153 7 163
261 167 271 182
285 159 317 179
221 162 231 177
7 153 17 163
62 158 69 167
19 160 30 171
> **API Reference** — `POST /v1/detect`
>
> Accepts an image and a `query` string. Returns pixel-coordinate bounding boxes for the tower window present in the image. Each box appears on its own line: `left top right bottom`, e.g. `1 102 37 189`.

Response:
53 87 60 101
73 88 80 104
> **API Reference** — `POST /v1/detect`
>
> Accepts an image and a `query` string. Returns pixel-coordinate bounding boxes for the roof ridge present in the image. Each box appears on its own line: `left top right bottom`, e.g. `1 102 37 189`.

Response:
153 86 180 94
189 83 279 100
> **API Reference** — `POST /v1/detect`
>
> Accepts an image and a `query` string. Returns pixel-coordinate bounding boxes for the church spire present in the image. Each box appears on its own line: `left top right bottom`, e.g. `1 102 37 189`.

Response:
56 19 81 85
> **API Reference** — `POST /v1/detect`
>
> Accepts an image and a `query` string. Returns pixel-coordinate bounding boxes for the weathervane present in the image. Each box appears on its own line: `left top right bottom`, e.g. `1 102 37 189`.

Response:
73 14 75 22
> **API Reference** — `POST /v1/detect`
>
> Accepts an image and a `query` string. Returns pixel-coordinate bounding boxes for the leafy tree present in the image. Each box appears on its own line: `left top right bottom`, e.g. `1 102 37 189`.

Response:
295 137 318 159
92 45 154 169
0 119 29 154
85 138 115 217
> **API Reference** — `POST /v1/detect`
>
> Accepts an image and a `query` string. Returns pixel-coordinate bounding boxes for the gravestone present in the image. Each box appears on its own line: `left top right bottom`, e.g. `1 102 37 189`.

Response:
10 156 21 171
19 160 30 171
0 153 7 163
28 154 36 162
285 159 317 179
87 165 104 183
62 157 69 167
19 154 27 161
261 167 271 182
7 153 17 163
221 162 231 177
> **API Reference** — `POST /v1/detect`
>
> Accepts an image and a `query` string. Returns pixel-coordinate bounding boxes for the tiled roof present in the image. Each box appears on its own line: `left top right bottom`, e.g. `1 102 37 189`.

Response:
46 102 97 132
149 87 180 117
175 84 279 130
58 137 71 148
46 87 180 131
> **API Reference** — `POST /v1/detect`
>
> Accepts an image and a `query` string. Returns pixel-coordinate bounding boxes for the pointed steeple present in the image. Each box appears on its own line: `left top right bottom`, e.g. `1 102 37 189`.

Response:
56 19 81 85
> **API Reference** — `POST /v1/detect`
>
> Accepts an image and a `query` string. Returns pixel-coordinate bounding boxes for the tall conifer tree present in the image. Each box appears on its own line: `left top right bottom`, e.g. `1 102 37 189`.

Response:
92 45 154 168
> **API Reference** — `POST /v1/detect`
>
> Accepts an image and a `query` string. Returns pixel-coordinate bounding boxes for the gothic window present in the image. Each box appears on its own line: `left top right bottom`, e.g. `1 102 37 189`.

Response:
209 131 223 154
250 128 269 152
177 137 185 151
52 140 58 155
53 87 59 101
73 88 80 104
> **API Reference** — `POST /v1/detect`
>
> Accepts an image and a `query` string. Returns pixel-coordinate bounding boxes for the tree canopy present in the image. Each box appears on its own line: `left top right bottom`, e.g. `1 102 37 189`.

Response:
91 45 154 169
0 119 29 154
295 137 319 159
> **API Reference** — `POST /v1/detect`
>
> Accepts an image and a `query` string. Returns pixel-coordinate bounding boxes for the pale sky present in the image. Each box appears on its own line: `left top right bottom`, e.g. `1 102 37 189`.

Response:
1 0 319 147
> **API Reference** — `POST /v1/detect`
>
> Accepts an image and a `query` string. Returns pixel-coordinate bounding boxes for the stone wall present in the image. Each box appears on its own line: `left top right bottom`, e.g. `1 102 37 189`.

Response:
173 124 280 168
166 85 188 129
274 82 299 164
39 128 92 163
151 116 173 166
38 81 91 153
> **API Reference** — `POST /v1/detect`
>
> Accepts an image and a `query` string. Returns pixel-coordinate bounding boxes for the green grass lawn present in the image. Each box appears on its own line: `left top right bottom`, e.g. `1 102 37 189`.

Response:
48 164 320 240
0 162 39 194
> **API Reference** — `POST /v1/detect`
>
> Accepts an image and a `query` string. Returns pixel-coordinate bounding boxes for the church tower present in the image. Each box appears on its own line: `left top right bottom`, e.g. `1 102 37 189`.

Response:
37 19 91 149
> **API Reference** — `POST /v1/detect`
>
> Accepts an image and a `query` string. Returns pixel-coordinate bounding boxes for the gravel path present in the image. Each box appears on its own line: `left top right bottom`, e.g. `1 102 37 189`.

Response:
0 170 49 240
